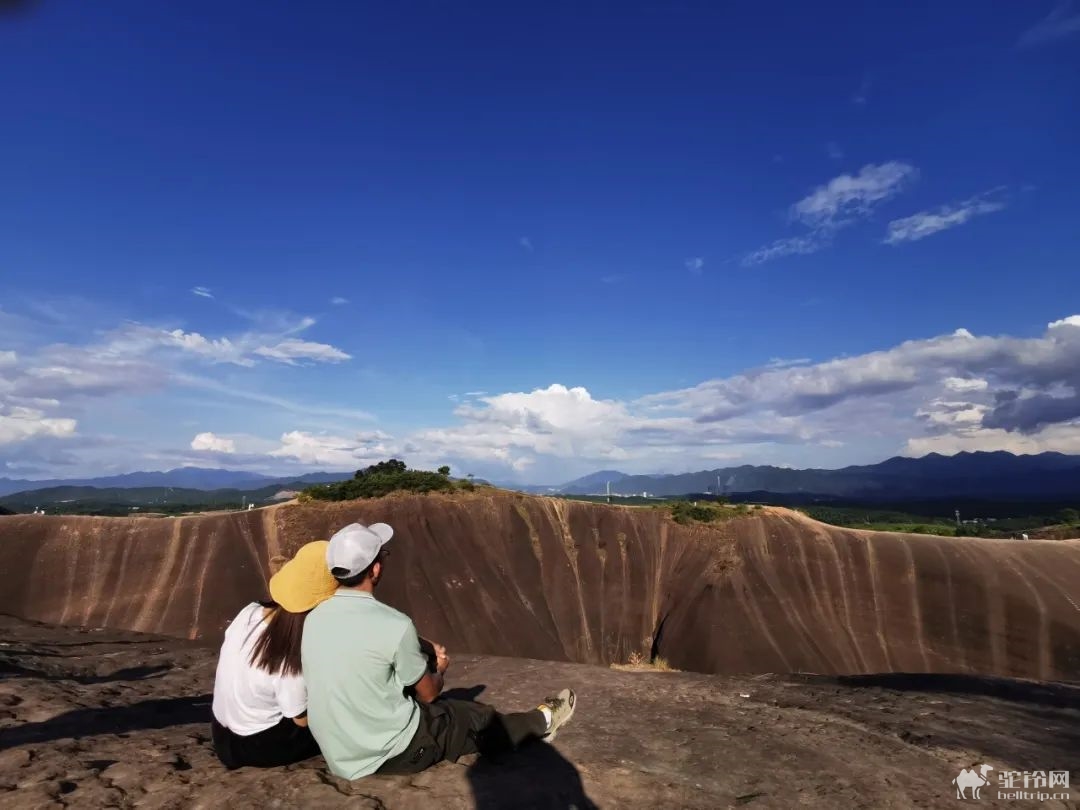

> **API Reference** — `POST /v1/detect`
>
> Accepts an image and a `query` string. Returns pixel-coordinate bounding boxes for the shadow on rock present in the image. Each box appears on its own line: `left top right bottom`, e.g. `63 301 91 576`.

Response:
0 694 212 751
468 740 597 810
0 658 173 684
817 672 1080 709
441 685 488 702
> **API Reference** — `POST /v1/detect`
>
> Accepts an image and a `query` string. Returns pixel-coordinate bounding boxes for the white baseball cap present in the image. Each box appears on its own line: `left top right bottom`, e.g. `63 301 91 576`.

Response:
326 522 394 579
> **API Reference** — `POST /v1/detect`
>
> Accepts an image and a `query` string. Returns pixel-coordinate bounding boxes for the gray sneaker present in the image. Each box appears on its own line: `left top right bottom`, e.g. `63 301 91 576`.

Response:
538 688 576 742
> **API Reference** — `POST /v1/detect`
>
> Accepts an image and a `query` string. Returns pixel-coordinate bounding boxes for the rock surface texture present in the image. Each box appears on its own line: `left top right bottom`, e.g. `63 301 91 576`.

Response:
2 616 1078 809
1 494 1079 679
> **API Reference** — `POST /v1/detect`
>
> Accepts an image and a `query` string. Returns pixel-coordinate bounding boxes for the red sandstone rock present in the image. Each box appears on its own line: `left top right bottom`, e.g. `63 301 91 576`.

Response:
1 494 1079 680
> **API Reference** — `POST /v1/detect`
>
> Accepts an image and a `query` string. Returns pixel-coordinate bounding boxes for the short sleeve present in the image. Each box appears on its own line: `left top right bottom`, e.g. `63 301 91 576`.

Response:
393 620 430 688
274 672 308 719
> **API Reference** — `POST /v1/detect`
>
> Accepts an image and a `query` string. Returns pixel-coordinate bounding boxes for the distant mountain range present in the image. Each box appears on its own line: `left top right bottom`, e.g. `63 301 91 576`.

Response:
0 467 351 499
535 451 1080 501
4 452 1079 505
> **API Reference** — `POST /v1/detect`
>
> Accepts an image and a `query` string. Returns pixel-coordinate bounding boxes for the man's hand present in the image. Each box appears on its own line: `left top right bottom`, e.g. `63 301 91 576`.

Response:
433 643 450 674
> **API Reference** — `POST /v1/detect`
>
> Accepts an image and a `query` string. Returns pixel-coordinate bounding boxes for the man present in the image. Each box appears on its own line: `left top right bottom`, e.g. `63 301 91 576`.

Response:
302 521 577 780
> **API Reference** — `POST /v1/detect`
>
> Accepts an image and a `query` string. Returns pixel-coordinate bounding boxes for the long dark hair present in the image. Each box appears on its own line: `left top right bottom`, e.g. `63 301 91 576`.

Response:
247 600 308 677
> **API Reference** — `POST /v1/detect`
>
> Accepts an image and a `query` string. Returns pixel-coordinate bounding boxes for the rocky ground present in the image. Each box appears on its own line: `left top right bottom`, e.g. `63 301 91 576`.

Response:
1 615 1078 809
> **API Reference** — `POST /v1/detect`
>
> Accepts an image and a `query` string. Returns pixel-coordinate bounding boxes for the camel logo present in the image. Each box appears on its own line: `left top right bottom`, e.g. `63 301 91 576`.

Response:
953 764 994 799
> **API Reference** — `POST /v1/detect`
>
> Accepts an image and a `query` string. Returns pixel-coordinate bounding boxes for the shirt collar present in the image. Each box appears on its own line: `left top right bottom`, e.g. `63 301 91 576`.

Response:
334 589 375 600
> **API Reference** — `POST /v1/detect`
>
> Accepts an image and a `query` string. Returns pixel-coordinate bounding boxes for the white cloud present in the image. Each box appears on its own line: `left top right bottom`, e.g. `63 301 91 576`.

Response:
743 235 827 266
1049 315 1080 329
905 422 1080 457
164 329 253 366
330 297 349 306
1018 1 1080 48
190 432 236 454
884 190 1006 245
191 287 214 299
767 357 812 369
0 404 77 446
744 162 917 265
0 351 16 368
9 295 1080 481
685 257 705 274
519 236 533 251
944 377 989 393
270 429 396 467
253 339 351 365
826 142 844 160
792 162 917 229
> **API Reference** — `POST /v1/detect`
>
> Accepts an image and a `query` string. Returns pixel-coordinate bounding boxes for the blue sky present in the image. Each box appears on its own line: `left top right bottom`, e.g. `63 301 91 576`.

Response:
1 1 1079 483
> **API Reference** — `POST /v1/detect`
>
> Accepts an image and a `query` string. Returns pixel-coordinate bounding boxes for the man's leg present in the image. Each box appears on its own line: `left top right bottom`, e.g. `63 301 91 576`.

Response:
377 691 576 775
376 703 443 775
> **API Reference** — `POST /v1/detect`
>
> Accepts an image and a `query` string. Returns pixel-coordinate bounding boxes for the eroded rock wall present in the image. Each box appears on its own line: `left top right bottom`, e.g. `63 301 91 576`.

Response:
2 494 1078 679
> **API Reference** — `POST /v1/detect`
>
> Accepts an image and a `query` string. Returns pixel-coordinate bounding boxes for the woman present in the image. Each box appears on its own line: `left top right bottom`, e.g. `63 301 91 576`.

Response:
210 540 337 769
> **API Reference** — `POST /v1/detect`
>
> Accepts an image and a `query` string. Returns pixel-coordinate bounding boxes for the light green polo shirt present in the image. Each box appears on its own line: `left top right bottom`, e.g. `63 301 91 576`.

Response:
301 590 429 779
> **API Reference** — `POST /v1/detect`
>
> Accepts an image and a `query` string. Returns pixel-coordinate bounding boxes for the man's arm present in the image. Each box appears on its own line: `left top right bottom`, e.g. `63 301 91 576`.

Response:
411 671 444 704
411 643 450 703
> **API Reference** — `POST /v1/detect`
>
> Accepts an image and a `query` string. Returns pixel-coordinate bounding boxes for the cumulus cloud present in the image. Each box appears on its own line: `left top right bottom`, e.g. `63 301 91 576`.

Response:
744 162 917 265
0 351 15 368
0 404 77 445
1049 315 1080 329
8 297 1080 480
1018 1 1080 48
330 297 349 305
190 432 236 454
191 287 214 299
253 339 351 365
826 141 844 161
519 236 533 251
270 430 396 467
884 190 1007 245
685 257 705 274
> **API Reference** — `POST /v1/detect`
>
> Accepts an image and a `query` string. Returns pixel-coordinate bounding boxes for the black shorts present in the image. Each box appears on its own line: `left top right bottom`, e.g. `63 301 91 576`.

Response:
211 715 320 770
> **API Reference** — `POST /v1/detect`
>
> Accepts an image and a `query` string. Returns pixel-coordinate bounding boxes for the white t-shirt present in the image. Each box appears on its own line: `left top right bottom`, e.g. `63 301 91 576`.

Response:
212 602 308 736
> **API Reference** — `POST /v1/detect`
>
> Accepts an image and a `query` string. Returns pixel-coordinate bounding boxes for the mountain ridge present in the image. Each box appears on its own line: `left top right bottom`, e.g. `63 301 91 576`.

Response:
0 467 352 498
548 450 1080 499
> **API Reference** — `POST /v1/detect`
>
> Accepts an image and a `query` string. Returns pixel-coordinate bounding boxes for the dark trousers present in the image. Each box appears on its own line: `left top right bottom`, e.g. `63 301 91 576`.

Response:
377 699 547 775
211 716 320 770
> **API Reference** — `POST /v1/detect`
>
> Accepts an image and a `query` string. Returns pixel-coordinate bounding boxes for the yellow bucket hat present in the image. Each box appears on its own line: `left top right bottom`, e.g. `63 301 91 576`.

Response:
268 540 337 613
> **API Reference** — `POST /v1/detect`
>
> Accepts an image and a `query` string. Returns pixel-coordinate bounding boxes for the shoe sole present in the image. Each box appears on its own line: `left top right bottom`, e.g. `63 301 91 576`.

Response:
542 690 576 743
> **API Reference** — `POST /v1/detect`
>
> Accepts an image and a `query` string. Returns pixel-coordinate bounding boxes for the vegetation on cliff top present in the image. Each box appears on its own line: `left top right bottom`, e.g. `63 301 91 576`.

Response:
299 459 477 502
667 499 753 525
